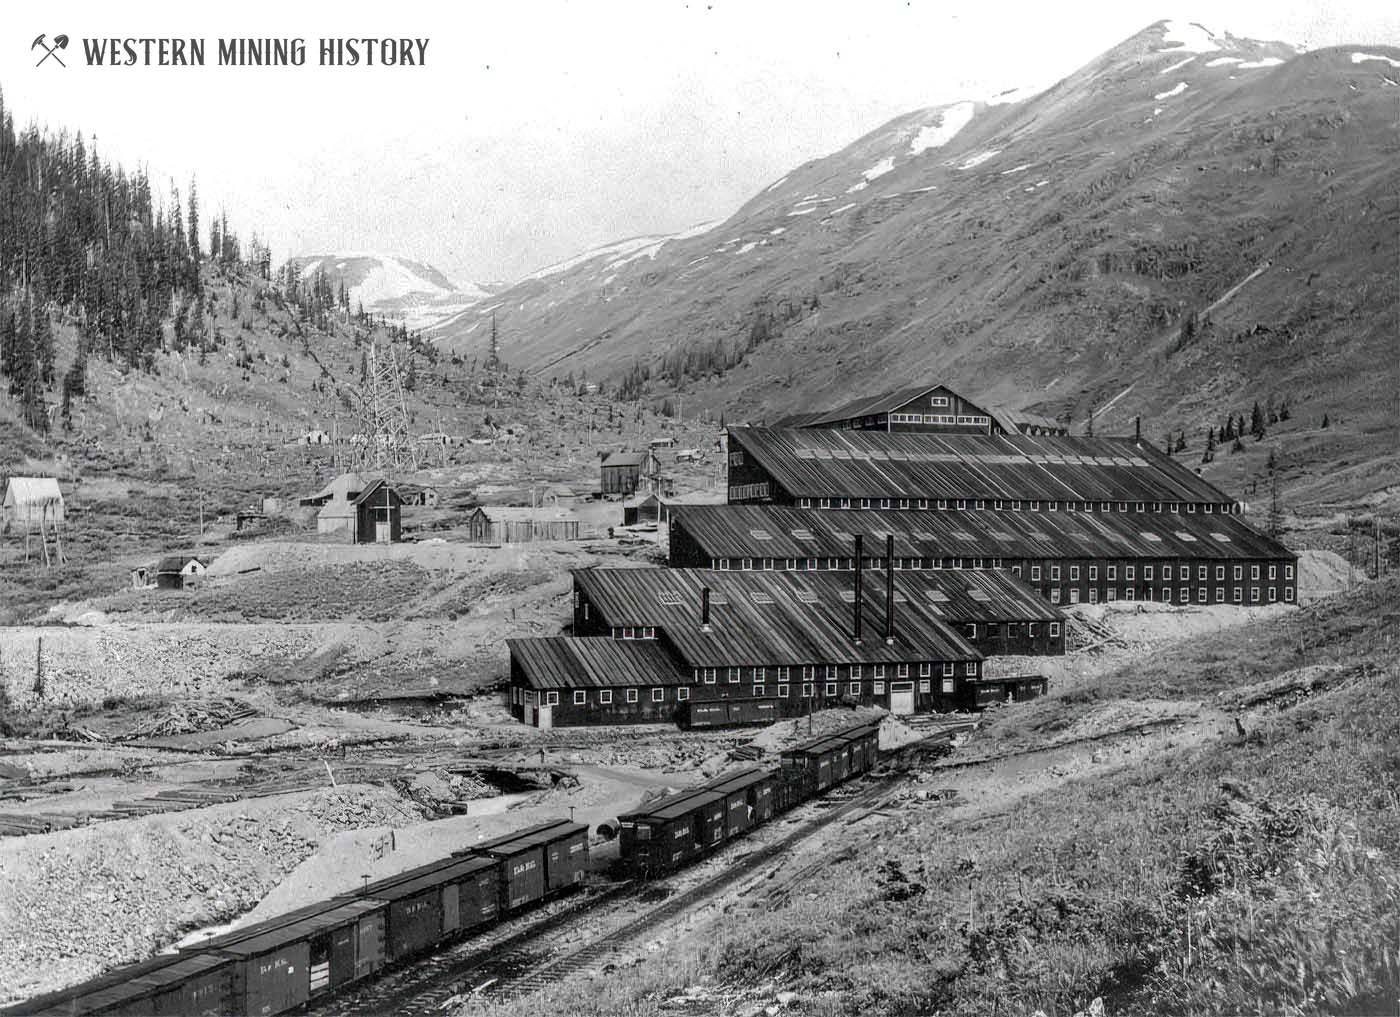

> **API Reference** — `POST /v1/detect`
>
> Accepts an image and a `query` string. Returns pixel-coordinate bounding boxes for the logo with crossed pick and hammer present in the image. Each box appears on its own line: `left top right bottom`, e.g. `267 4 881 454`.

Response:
33 34 69 67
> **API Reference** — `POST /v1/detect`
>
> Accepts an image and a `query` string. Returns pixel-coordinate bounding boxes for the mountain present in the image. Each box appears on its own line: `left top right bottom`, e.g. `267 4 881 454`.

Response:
288 252 501 331
429 21 1399 509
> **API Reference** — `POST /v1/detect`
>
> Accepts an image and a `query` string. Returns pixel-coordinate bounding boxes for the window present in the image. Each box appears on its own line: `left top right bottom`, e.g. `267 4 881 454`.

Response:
1089 589 1099 603
802 682 814 698
1250 586 1260 603
1029 622 1039 636
1179 587 1188 602
874 680 885 695
801 665 816 680
777 666 790 680
1031 565 1042 581
897 664 911 678
777 683 789 698
1162 588 1172 603
1125 565 1135 580
1124 588 1135 601
1051 589 1061 603
1285 564 1294 580
1107 565 1117 580
702 669 716 684
825 665 838 680
942 661 955 676
919 679 931 693
1269 565 1277 580
1049 622 1061 637
1268 587 1278 602
545 691 560 706
1232 588 1242 603
1089 565 1099 580
941 678 955 694
599 689 613 704
1215 587 1224 602
1106 589 1116 602
753 685 765 698
1251 565 1260 580
1070 565 1080 581
1145 566 1153 580
874 664 886 678
1051 565 1061 580
677 687 690 701
1163 565 1173 580
728 667 741 683
1284 587 1294 602
849 681 861 696
626 689 639 703
652 688 665 702
1013 565 1022 577
919 662 932 677
965 662 977 675
1069 589 1081 603
1196 565 1205 581
573 690 586 705
850 664 862 678
825 682 837 697
1234 565 1243 581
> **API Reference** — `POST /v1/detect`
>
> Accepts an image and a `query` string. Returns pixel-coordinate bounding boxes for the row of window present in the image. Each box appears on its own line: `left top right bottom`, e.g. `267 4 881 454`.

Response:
887 413 990 427
1047 585 1292 605
729 482 771 501
695 661 980 683
612 626 657 640
1022 563 1293 582
963 621 1062 639
530 676 965 708
792 496 1237 514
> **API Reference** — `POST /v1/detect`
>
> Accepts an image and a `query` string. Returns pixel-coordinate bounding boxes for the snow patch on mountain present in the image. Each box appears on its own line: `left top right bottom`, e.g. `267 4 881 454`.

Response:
1206 56 1242 66
1237 57 1284 68
958 150 1001 170
1160 20 1219 53
908 102 976 154
1154 82 1189 100
525 235 670 281
861 157 896 181
1351 52 1400 68
1160 55 1195 74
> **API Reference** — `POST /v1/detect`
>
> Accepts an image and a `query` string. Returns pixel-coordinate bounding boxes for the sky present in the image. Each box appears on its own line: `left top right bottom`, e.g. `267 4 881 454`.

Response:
2 1 1397 287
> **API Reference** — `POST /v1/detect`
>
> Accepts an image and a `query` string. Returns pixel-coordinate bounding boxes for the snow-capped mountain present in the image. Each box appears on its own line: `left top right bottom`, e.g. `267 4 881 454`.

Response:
287 252 501 331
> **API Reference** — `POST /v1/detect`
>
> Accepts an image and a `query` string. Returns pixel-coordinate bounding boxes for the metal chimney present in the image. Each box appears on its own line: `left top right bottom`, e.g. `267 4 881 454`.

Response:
700 586 711 630
884 534 896 644
853 534 864 644
1134 416 1141 442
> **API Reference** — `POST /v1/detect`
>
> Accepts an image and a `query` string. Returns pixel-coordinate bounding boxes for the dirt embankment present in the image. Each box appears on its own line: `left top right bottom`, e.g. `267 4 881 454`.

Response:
0 784 426 1006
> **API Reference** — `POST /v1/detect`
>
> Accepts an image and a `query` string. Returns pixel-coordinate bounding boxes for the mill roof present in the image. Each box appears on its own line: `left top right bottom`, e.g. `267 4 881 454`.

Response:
671 504 1294 563
602 451 650 468
508 636 690 690
571 567 983 667
727 427 1234 506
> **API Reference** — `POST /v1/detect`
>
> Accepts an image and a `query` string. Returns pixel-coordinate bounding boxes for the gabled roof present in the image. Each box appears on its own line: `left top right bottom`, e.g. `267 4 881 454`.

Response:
352 477 400 506
571 567 983 667
727 427 1234 506
781 383 956 428
671 504 1293 563
602 451 650 468
475 505 579 522
508 637 689 689
301 472 368 505
2 477 64 505
155 554 209 573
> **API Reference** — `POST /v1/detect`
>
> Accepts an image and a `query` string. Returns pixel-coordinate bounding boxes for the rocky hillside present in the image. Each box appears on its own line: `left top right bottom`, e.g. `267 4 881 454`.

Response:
431 21 1399 507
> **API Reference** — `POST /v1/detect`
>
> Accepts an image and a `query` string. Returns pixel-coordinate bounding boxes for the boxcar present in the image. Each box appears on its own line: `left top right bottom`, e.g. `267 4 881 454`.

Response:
465 819 589 912
779 735 847 797
701 766 776 835
684 698 781 728
5 955 194 1016
362 859 456 962
830 721 881 775
207 899 387 1016
113 954 236 1016
618 789 728 876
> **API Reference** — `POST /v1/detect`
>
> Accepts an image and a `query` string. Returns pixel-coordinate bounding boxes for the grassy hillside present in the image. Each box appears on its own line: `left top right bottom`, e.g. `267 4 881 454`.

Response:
473 576 1400 1017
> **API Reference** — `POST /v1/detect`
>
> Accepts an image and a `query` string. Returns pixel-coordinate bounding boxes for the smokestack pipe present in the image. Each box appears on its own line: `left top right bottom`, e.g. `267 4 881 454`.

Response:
701 586 711 630
1134 416 1141 442
885 533 896 644
853 534 863 644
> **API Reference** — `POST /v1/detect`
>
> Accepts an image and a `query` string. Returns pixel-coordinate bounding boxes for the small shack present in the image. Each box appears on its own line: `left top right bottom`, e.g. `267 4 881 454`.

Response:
599 450 658 496
309 474 403 542
398 483 440 508
622 493 665 527
466 506 582 544
156 555 212 590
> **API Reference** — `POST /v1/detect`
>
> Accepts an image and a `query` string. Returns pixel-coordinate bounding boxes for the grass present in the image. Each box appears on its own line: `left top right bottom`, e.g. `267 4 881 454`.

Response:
464 579 1400 1017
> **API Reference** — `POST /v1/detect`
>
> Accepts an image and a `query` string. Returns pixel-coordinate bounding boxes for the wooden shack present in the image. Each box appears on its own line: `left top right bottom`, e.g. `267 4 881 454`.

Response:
466 506 581 544
599 450 657 496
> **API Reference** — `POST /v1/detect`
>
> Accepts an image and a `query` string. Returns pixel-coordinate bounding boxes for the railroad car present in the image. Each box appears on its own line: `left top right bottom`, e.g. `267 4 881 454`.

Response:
2 820 588 1017
699 766 776 833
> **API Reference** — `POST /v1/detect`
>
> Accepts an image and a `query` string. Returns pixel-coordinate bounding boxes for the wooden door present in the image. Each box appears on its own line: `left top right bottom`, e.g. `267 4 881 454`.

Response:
889 681 915 715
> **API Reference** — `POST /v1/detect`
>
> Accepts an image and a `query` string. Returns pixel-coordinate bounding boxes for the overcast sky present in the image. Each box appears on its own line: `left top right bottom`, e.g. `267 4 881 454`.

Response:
3 1 1397 285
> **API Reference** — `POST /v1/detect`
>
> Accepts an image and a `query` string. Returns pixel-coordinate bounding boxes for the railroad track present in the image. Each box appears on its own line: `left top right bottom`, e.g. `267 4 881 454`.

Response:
309 775 902 1014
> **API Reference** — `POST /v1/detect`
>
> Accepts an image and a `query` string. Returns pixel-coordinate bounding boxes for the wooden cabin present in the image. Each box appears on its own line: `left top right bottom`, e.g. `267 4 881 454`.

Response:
466 506 581 544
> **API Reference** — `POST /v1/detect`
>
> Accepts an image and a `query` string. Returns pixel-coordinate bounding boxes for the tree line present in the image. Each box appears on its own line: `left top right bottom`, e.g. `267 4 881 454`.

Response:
0 87 263 433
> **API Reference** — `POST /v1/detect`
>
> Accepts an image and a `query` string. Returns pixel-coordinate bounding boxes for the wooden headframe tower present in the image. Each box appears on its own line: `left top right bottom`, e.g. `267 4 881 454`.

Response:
355 341 419 473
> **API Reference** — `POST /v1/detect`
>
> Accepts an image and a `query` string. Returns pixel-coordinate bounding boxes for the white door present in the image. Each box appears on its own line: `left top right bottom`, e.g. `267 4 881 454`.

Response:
536 704 553 730
375 521 391 543
889 681 915 715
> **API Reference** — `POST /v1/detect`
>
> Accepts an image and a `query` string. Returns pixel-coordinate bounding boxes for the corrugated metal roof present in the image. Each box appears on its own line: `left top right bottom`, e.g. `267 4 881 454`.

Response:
572 567 983 667
794 384 950 427
2 477 63 505
671 504 1294 562
508 637 689 689
469 819 588 855
624 788 727 823
728 427 1235 505
211 900 383 957
476 505 581 523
